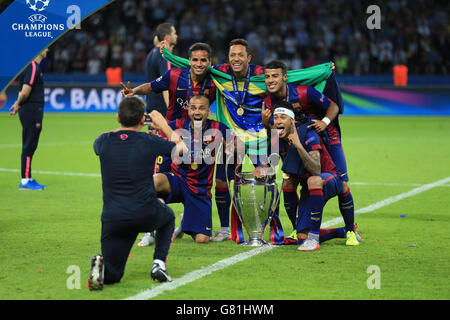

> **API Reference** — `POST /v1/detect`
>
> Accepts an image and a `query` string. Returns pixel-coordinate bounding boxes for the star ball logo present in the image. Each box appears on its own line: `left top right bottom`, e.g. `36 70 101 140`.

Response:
26 0 50 12
11 1 82 39
27 0 50 24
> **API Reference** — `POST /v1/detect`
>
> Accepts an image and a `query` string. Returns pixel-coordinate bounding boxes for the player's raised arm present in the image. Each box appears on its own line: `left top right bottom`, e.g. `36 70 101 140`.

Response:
120 81 153 97
261 101 273 129
287 119 321 175
149 110 187 155
308 100 339 133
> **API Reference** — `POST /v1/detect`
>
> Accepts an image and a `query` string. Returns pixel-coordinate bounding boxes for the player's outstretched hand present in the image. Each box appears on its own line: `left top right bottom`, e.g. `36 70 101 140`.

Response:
308 119 327 133
120 81 134 97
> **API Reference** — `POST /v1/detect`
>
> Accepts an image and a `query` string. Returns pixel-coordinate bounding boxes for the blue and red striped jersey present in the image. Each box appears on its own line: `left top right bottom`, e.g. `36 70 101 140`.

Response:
168 118 228 198
279 124 337 182
150 67 216 122
264 83 342 143
264 83 332 120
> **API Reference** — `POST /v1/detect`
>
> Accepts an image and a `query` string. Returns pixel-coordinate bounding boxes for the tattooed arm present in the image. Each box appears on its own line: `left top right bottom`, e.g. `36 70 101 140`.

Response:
287 126 321 175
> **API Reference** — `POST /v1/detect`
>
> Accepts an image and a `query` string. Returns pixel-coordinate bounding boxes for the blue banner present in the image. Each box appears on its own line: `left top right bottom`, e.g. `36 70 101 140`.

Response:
0 84 218 114
1 85 127 112
0 0 115 93
0 84 448 115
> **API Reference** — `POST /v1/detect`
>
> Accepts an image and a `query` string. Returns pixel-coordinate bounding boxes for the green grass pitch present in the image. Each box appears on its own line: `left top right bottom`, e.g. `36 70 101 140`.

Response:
0 113 449 300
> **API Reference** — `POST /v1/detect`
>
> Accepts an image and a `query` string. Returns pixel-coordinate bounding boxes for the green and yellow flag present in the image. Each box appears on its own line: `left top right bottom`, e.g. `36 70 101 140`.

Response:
162 48 334 148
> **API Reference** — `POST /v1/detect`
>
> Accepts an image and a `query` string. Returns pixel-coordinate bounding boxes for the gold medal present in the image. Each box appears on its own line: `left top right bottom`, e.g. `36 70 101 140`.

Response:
237 107 244 116
191 162 198 170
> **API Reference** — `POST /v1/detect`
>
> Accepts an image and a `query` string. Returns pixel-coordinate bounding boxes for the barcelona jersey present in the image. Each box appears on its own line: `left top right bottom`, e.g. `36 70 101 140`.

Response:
150 67 216 121
168 118 228 198
264 83 341 144
279 124 337 183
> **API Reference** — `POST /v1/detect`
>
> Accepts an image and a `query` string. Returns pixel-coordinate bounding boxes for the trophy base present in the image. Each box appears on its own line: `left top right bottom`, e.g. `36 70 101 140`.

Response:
241 238 270 247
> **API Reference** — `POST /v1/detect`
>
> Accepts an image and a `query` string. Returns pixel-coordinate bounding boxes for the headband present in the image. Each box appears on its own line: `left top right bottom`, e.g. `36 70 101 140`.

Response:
273 107 295 120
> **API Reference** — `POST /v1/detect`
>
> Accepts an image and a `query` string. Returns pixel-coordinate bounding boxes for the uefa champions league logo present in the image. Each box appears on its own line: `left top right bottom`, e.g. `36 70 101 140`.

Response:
11 0 80 39
26 0 50 12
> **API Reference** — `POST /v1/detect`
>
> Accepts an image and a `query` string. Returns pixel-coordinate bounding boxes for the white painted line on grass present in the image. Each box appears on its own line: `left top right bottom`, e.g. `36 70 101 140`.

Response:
322 176 450 228
1 168 449 188
124 176 450 300
0 168 101 177
0 141 92 148
126 246 273 300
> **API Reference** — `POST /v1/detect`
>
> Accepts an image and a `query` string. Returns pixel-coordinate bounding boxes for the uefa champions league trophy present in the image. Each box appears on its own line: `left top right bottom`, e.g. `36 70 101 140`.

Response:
226 153 280 246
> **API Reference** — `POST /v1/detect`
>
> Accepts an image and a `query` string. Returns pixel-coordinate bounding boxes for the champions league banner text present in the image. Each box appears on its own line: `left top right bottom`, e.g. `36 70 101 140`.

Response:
0 0 115 93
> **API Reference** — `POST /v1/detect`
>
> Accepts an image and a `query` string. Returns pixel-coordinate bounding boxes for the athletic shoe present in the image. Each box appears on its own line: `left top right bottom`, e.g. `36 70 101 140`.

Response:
346 231 360 246
211 230 231 242
88 254 104 291
297 238 320 252
173 213 184 239
138 232 155 247
150 263 172 282
354 224 363 242
19 179 45 191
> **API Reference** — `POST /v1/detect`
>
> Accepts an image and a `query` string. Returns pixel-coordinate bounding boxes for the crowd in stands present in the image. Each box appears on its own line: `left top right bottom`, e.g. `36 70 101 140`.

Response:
46 0 449 75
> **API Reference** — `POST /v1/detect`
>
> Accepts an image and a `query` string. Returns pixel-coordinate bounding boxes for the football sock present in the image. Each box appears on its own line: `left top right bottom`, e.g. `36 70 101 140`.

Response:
153 259 166 270
215 187 231 228
308 188 324 234
283 188 299 230
21 178 30 185
319 227 346 243
308 231 320 242
339 187 355 233
21 155 32 179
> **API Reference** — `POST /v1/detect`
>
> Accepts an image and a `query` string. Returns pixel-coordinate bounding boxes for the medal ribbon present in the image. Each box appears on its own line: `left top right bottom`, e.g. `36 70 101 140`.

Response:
231 67 251 109
188 71 208 100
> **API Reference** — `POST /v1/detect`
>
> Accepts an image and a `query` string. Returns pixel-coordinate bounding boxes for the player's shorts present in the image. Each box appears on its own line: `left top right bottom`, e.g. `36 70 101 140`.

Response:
215 163 235 181
154 155 172 173
327 125 349 182
327 143 349 182
296 172 343 232
163 172 212 237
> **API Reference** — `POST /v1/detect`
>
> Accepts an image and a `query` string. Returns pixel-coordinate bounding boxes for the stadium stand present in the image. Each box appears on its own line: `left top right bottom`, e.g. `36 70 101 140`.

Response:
44 0 449 76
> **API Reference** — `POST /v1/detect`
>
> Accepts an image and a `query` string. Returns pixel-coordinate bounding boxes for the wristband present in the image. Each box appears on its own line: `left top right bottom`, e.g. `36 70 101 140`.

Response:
321 117 331 126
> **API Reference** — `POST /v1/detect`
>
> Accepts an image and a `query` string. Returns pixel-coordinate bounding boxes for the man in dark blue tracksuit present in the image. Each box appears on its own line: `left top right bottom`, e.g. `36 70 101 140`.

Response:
10 48 48 190
88 96 187 290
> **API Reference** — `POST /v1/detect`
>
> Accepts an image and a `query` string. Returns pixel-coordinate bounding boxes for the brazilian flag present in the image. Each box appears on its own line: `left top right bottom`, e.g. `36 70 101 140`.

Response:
162 49 339 148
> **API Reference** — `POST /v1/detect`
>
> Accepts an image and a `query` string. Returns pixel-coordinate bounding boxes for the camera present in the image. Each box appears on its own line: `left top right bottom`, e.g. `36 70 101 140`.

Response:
144 113 152 125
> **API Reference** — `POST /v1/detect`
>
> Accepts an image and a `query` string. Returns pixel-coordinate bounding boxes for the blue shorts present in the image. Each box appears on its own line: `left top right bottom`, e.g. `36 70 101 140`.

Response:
328 143 349 182
296 172 343 232
155 155 172 173
215 163 235 181
163 172 212 237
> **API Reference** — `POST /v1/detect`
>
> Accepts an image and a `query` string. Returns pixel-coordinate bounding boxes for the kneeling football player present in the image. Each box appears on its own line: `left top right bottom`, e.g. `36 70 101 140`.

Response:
153 95 229 243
